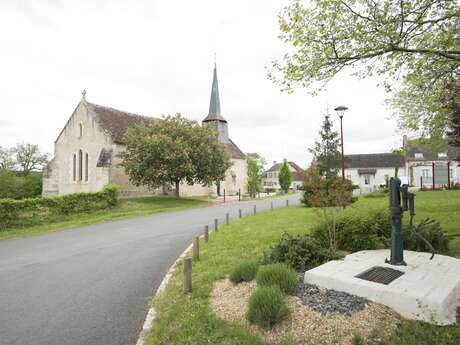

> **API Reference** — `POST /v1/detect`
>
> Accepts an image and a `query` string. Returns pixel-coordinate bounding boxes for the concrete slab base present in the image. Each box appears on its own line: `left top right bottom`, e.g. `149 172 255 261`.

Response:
304 250 460 325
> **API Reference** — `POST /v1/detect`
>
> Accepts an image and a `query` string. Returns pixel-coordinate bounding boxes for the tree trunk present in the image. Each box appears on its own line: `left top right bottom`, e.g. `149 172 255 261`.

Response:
175 180 180 198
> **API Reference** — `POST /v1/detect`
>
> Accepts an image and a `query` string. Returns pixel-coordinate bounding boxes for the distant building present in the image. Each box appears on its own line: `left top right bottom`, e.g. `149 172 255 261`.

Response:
43 64 247 197
262 161 305 191
343 136 460 193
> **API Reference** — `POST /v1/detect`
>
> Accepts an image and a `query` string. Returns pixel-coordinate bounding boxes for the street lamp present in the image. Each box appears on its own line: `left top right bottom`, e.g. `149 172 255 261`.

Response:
334 106 348 182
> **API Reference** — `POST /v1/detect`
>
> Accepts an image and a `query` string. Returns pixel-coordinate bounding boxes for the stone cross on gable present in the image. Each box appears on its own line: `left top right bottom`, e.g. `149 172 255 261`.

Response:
82 89 87 100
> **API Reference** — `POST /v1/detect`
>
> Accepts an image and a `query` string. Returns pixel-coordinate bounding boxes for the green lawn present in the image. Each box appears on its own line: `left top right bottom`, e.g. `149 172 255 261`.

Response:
0 195 209 241
146 190 460 345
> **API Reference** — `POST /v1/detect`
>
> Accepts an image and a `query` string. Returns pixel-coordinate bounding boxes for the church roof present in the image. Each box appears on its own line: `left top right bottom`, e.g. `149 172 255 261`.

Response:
86 101 159 144
202 64 227 123
226 139 246 160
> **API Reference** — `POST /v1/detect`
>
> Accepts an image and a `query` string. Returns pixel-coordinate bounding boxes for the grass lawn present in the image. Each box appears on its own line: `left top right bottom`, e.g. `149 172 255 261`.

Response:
0 195 209 241
146 190 460 345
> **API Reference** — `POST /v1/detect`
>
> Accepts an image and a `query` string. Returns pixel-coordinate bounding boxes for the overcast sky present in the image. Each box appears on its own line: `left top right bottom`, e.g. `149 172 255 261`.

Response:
0 0 405 168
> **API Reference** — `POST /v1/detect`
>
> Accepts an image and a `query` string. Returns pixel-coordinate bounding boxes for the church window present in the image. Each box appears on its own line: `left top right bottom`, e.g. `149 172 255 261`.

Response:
72 154 76 181
78 123 83 138
85 153 89 181
78 150 83 181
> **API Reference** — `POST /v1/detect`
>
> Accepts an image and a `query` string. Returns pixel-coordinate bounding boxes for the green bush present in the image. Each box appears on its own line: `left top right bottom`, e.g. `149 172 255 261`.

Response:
262 232 342 271
0 170 42 199
229 260 259 283
246 286 289 328
0 184 118 231
256 263 298 295
404 218 449 253
312 208 390 252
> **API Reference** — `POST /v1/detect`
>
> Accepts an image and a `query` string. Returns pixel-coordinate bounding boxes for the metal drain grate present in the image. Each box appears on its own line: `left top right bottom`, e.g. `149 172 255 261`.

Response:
355 266 404 285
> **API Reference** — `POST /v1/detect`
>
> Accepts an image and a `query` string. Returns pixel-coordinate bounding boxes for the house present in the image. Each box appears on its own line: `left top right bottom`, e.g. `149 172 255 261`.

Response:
344 153 405 193
43 65 247 197
343 135 460 193
262 161 305 191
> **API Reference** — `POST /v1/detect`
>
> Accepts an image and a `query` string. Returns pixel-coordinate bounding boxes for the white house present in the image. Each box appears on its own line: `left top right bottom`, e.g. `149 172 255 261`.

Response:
262 161 305 191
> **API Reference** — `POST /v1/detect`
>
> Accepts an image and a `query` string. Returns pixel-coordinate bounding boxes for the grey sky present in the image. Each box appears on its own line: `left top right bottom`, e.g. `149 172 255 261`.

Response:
0 0 403 168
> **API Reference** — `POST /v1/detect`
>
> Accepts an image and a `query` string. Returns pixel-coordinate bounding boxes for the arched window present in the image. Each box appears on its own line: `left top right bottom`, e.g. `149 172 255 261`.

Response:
85 153 89 181
78 123 83 138
78 150 83 181
73 154 76 181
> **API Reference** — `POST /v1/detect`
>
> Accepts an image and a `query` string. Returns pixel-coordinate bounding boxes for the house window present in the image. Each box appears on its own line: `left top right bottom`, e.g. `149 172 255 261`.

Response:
72 154 76 181
364 175 370 185
85 153 89 181
78 150 83 181
346 174 352 180
422 169 431 179
414 153 424 159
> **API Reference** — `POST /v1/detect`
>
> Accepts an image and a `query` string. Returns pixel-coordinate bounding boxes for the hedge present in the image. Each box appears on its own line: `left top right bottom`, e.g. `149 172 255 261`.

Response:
0 184 118 231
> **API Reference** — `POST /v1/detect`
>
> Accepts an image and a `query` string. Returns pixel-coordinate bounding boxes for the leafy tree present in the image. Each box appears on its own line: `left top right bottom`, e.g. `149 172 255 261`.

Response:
269 0 460 137
14 143 49 175
120 114 231 198
278 160 292 193
0 170 42 199
0 146 15 170
309 112 341 179
246 153 266 198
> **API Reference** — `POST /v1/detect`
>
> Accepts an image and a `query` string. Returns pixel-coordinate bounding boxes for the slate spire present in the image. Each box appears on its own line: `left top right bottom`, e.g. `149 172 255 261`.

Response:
203 64 227 123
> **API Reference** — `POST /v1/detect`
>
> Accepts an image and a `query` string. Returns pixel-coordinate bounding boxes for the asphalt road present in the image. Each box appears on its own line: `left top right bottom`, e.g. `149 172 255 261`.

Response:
0 195 300 345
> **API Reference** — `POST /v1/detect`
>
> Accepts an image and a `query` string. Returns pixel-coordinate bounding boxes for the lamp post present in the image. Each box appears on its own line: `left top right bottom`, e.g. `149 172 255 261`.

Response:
334 106 348 182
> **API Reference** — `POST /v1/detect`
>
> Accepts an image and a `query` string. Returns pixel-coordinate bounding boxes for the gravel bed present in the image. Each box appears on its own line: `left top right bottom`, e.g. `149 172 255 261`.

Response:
296 273 369 316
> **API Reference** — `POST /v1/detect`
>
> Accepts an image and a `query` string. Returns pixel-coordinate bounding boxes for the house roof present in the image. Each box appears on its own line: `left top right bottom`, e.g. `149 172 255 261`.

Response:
405 141 460 162
86 101 159 144
345 153 405 169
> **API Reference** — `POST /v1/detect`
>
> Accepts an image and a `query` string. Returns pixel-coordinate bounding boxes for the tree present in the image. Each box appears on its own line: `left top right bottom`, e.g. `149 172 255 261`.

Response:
120 114 231 198
278 160 292 193
0 146 15 170
246 153 266 198
309 112 341 179
14 143 49 175
269 0 460 137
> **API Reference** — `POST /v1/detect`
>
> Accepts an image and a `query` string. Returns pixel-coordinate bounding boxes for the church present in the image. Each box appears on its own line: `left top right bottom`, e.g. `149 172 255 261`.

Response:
43 65 247 197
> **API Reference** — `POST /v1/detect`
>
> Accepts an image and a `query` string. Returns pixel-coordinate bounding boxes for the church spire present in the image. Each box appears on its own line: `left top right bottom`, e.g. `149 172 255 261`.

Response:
203 63 226 123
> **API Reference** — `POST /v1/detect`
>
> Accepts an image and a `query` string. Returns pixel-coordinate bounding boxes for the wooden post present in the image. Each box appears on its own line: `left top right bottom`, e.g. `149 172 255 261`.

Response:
204 225 209 243
238 188 241 201
214 218 218 232
224 189 226 203
183 257 192 293
239 209 242 218
253 205 256 215
271 201 274 210
226 213 229 225
193 236 199 260
420 176 423 191
432 162 435 190
447 161 451 189
286 199 289 207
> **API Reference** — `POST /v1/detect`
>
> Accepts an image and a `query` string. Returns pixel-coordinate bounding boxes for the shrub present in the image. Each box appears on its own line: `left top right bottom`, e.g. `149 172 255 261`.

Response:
229 260 259 283
256 263 298 295
312 208 390 252
0 184 118 231
0 170 42 199
404 218 449 253
246 286 289 328
262 232 342 271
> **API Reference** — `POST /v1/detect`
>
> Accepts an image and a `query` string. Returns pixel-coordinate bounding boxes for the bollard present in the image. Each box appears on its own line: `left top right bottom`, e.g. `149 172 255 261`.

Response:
239 209 242 218
253 205 257 215
204 225 209 243
226 213 229 225
271 201 274 210
193 236 199 260
183 257 192 293
214 218 218 232
286 199 289 207
238 188 241 201
224 189 226 203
